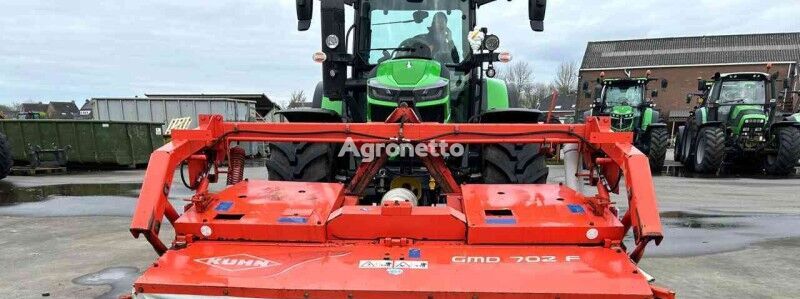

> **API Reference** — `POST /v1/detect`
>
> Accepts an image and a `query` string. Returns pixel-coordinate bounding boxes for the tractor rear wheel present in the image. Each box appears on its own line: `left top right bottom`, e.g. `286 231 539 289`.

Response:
643 127 668 174
482 144 548 184
692 126 725 174
763 126 800 176
674 126 684 163
265 142 335 182
0 133 12 179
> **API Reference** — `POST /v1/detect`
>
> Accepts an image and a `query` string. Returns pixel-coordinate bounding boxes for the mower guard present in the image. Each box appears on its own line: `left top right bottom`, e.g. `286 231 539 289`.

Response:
135 242 657 299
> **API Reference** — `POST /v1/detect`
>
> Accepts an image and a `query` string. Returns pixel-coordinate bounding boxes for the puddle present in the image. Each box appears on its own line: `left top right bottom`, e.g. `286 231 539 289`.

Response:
73 267 140 299
0 182 190 217
0 182 142 206
664 165 800 179
644 210 800 257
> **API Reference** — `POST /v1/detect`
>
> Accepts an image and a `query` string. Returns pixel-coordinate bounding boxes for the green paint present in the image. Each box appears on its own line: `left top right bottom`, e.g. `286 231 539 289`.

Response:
484 78 509 111
727 105 766 135
699 107 707 124
320 96 343 115
610 105 635 131
366 58 450 122
373 58 442 87
640 108 654 130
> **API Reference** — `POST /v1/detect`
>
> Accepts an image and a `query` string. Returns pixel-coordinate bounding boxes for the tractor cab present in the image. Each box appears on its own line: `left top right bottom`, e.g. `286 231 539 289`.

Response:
581 73 670 172
677 70 800 175
696 72 775 140
293 0 546 124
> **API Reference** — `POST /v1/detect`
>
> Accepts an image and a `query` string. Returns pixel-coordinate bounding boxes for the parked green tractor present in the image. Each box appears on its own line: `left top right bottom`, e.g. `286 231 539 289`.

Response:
266 0 549 204
675 72 800 175
581 74 669 172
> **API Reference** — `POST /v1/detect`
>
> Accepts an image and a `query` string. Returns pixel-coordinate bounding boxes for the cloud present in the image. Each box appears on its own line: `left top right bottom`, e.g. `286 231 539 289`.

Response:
1 0 798 106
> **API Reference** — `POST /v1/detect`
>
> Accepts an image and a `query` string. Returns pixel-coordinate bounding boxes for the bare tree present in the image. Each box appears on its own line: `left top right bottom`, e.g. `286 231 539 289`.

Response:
553 61 578 95
500 61 535 108
529 82 555 110
287 90 308 109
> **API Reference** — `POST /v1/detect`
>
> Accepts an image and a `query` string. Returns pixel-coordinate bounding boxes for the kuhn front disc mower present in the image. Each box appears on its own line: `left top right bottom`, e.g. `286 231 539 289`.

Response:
128 106 674 298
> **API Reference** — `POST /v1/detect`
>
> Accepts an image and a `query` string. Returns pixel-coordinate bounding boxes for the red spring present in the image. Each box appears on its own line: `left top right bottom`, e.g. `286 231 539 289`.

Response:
227 146 246 185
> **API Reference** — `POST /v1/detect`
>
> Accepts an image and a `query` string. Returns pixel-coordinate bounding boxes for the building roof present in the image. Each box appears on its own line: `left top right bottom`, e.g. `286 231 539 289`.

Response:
145 93 281 111
20 102 48 112
581 32 800 70
543 94 577 112
80 100 92 111
48 101 80 115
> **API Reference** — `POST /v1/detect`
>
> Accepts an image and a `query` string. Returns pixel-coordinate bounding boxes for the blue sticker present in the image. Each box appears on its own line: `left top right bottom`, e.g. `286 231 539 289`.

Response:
485 218 517 225
278 216 308 224
215 201 233 212
567 204 585 214
408 248 421 259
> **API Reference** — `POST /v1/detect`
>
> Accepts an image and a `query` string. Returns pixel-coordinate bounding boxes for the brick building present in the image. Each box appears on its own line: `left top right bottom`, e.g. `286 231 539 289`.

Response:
578 32 800 134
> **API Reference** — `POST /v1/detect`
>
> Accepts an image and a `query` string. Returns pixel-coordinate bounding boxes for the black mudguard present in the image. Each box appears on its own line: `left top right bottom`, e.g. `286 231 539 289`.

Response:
476 108 543 124
277 108 343 123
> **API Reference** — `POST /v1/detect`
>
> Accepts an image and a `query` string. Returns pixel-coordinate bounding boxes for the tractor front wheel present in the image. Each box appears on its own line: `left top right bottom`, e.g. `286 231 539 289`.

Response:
692 126 725 174
0 133 12 179
265 142 335 182
643 127 668 174
763 126 800 176
482 144 548 184
674 126 684 163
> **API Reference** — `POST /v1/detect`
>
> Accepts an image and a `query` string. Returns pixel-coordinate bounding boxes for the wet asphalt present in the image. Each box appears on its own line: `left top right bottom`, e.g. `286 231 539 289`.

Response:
0 159 798 298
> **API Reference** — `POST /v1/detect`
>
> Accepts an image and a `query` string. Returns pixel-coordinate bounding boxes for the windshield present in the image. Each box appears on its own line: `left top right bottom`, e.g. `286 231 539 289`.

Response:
367 0 468 65
603 84 643 111
717 80 767 105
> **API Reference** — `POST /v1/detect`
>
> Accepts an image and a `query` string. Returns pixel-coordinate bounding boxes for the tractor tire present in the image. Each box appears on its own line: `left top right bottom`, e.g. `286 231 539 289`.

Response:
0 133 11 180
265 142 335 182
674 126 684 163
643 127 668 174
692 126 725 174
482 143 548 184
763 126 800 176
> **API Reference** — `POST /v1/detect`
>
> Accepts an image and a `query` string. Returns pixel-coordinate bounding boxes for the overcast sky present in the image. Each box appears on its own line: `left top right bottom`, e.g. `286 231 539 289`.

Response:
1 0 799 106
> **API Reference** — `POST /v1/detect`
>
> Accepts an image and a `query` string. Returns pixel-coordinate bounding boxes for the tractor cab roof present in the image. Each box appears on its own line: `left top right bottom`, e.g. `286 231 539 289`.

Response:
717 72 770 81
601 77 653 85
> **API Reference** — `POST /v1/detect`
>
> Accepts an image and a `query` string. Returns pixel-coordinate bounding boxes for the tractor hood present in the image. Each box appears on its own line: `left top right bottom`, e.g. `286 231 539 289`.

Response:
728 105 767 135
609 105 636 132
371 58 445 88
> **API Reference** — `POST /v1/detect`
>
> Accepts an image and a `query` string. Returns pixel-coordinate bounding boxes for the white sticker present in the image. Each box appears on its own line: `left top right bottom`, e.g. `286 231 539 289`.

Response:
359 260 393 269
359 260 429 270
101 123 109 128
392 260 428 269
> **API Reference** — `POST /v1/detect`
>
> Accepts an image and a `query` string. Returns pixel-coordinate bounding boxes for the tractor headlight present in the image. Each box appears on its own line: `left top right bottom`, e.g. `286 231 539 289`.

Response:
745 119 765 124
369 86 396 101
414 84 447 101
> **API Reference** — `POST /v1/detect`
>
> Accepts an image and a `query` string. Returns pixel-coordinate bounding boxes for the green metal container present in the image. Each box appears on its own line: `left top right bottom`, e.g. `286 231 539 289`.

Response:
0 120 165 167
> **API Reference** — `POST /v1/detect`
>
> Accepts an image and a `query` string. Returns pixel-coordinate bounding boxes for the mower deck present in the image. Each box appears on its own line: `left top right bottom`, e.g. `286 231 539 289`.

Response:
134 180 649 298
135 242 653 298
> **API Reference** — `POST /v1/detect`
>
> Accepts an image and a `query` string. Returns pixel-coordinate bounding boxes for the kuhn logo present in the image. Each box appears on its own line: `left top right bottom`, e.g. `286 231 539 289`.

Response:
195 254 280 272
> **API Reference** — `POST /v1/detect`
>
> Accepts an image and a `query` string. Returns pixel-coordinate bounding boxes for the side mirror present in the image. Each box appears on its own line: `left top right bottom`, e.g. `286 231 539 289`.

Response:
685 95 692 104
412 10 429 24
651 90 659 98
582 81 589 91
697 80 707 91
528 0 547 32
296 0 314 31
784 80 791 89
661 79 668 89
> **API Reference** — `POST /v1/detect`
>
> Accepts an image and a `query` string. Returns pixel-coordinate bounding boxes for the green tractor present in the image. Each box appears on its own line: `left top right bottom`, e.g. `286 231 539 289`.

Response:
675 72 800 175
580 74 669 172
266 0 549 204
